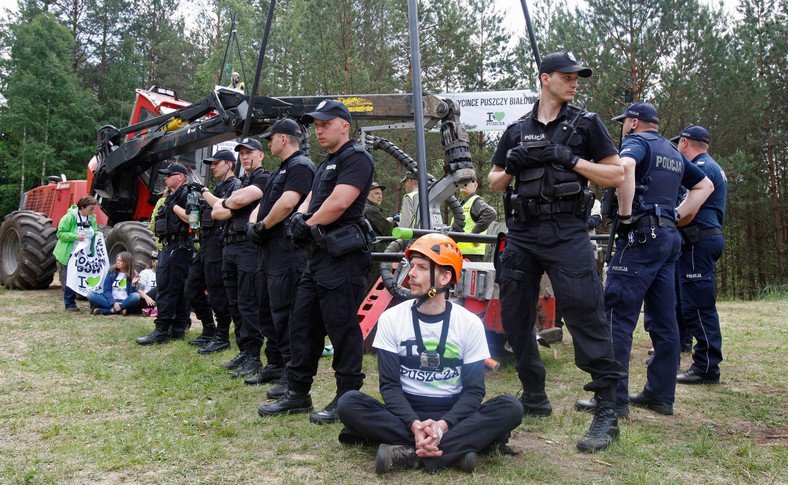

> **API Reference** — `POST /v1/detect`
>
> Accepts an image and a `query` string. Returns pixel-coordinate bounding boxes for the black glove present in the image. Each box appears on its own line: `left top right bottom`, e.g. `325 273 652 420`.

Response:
246 222 267 245
188 181 206 193
504 145 529 175
289 212 312 244
540 142 579 170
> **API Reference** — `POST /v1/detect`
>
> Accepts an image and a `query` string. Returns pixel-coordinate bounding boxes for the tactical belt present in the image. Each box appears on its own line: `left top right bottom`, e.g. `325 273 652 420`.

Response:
162 236 192 247
698 227 722 238
222 232 248 245
633 214 676 231
515 197 582 222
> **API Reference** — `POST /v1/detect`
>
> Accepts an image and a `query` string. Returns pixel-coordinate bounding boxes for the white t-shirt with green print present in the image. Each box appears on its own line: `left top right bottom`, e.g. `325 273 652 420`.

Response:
373 300 490 398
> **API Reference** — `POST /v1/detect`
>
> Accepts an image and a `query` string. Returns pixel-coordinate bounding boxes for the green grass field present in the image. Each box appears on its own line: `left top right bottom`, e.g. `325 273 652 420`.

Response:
0 287 785 484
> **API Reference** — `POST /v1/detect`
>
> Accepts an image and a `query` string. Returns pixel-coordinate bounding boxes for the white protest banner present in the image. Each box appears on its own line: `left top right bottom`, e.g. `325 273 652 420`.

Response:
438 90 539 132
66 232 110 297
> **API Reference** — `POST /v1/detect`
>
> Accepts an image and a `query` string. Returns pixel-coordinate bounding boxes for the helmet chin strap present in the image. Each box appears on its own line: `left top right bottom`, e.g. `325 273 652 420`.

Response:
413 261 449 309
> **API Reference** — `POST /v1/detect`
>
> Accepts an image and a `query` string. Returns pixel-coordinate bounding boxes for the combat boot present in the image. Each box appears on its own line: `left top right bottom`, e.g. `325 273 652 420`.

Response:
574 397 630 419
267 372 289 400
136 328 171 346
198 336 231 354
576 400 619 452
220 351 247 369
188 326 215 346
375 444 419 474
520 393 552 417
244 363 284 386
309 395 340 424
258 390 313 417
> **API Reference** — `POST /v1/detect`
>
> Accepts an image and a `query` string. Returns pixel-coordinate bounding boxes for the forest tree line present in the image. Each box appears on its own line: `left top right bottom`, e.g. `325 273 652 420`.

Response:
0 0 785 298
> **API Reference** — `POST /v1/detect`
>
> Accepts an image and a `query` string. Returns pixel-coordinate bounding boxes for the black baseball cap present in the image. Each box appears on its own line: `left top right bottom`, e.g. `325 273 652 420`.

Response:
235 137 264 151
612 102 660 124
539 51 592 78
203 149 236 164
303 100 352 124
158 162 188 175
670 125 710 144
261 118 303 139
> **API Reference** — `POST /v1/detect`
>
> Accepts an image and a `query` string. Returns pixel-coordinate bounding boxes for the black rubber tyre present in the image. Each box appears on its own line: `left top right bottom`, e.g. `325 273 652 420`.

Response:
105 221 156 272
0 210 58 290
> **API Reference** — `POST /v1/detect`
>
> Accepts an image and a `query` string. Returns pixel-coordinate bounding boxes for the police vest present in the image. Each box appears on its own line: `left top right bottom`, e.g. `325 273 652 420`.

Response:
200 176 242 234
630 132 684 220
226 167 268 238
154 185 190 241
457 195 485 255
257 153 316 232
515 112 587 206
311 142 373 227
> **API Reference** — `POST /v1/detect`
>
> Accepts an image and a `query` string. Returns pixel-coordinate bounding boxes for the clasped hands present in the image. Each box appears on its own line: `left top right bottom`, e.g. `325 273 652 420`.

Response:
410 419 449 458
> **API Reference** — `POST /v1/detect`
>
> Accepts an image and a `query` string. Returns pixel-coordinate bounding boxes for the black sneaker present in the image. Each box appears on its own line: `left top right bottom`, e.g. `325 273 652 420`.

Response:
198 337 231 355
220 352 247 369
576 404 619 452
574 397 630 419
231 356 262 378
520 393 552 417
628 391 674 415
375 444 419 474
258 390 313 417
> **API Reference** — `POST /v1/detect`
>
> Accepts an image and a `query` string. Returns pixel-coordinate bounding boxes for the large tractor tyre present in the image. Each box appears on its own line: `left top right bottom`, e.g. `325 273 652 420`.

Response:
0 210 58 290
106 221 156 273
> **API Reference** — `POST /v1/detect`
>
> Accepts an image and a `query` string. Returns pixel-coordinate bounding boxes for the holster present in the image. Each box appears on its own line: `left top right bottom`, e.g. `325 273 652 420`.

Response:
321 223 370 258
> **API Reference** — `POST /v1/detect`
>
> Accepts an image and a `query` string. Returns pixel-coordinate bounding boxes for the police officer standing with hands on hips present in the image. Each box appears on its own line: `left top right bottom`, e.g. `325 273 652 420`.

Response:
137 162 193 345
671 125 727 385
244 119 316 390
488 50 628 452
579 103 712 418
211 138 270 378
258 100 374 424
186 150 243 352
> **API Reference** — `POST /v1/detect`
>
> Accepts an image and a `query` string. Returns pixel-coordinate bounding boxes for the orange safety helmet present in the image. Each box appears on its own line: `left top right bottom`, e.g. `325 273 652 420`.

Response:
405 233 463 284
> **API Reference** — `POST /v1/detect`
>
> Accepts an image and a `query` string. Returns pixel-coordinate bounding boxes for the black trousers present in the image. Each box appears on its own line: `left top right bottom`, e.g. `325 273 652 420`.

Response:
256 234 306 366
286 248 369 395
337 391 523 472
184 248 214 331
223 239 262 355
154 244 192 334
497 216 627 397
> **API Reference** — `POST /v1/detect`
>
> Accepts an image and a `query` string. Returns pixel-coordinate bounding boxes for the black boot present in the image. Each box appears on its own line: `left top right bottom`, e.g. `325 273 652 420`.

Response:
375 444 419 474
575 397 630 419
136 328 170 346
198 336 231 354
230 355 262 378
309 395 340 424
267 372 289 400
188 325 216 346
244 363 284 386
520 393 552 417
576 399 620 452
220 352 247 369
258 390 313 417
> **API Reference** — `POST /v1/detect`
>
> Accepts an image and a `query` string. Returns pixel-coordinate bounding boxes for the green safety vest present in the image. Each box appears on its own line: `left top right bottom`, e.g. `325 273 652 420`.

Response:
457 195 485 255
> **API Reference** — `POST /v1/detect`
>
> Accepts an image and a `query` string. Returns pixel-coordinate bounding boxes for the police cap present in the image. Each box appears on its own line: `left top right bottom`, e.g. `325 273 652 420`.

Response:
203 149 236 164
261 118 303 140
539 51 592 78
235 137 264 152
303 100 352 124
670 125 710 144
158 162 188 175
612 102 660 124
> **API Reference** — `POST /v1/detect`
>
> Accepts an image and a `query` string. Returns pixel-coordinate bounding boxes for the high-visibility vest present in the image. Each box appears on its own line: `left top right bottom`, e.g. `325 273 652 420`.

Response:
457 195 485 255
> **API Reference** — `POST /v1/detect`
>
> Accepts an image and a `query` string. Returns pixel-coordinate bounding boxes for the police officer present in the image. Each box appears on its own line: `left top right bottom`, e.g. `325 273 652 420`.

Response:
137 162 193 345
594 104 712 417
185 150 243 352
243 119 316 389
211 138 270 378
488 51 628 452
457 174 497 262
671 125 727 385
258 100 374 424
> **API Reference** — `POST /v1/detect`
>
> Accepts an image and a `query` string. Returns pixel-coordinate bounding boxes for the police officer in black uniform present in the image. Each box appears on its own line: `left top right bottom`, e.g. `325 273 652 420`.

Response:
591 103 711 417
211 138 270 378
488 51 628 452
244 119 316 390
258 100 374 424
183 150 243 351
137 162 193 345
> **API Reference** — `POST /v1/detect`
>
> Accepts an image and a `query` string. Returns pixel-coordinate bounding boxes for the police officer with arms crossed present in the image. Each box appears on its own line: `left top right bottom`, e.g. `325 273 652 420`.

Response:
211 138 270 378
186 150 242 352
578 103 712 417
488 50 628 452
244 119 316 389
336 234 523 474
671 125 727 385
258 100 373 424
137 162 193 345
